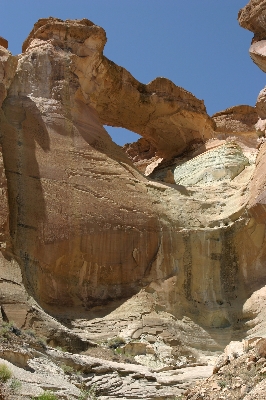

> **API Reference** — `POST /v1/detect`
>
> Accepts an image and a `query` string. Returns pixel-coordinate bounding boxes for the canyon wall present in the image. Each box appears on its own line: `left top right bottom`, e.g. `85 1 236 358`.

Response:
0 8 265 397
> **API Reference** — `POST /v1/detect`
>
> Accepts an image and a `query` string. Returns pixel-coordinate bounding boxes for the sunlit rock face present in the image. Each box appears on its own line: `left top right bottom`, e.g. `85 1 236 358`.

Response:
0 17 266 371
22 18 214 159
238 0 266 233
239 0 266 71
238 0 266 42
173 143 249 186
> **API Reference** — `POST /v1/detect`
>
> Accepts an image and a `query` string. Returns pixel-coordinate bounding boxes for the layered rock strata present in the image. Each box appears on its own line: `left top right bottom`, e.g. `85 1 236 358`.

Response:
0 11 265 399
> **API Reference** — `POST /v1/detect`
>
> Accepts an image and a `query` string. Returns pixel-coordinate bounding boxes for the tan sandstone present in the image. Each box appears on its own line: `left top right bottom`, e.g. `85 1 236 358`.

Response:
0 37 8 49
0 10 265 399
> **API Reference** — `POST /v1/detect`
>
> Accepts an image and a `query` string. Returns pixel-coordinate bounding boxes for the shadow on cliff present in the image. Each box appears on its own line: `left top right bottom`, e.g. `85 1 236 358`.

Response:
0 95 50 295
71 98 141 169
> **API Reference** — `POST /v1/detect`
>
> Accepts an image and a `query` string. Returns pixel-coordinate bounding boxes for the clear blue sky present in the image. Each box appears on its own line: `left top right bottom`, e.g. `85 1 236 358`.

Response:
1 1 264 145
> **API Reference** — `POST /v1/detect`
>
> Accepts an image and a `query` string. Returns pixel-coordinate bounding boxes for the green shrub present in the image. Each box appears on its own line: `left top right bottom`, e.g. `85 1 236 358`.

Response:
36 336 47 349
0 363 12 382
24 329 36 338
9 377 22 391
60 363 75 375
33 391 59 400
78 389 90 400
55 346 67 352
218 380 227 388
0 322 14 341
107 336 125 349
78 384 98 400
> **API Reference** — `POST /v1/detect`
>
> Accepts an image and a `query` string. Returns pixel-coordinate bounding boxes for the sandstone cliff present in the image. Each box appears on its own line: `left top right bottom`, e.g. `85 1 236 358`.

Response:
0 8 265 399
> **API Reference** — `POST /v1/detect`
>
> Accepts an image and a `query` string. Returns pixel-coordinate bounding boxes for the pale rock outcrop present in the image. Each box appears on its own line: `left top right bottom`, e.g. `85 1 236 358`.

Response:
185 337 266 399
173 143 249 186
249 40 266 72
0 349 212 399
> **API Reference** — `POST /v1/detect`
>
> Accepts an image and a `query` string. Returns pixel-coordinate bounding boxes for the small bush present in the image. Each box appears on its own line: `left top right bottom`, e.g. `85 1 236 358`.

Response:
33 391 59 400
78 389 90 400
218 380 226 388
0 322 21 338
0 363 12 382
24 329 36 338
55 346 68 352
78 384 98 400
36 336 47 349
60 363 75 375
107 336 125 349
0 322 15 341
9 377 22 391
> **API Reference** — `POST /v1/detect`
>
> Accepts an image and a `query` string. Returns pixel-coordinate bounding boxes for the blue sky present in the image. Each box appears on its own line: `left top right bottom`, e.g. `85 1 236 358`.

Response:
1 1 264 145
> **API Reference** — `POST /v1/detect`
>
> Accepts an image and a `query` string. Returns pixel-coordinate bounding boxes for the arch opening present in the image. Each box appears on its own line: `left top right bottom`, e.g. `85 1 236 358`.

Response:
104 126 141 146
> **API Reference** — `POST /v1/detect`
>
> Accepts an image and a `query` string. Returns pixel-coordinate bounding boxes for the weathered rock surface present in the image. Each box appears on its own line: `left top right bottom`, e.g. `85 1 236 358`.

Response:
123 138 158 173
22 18 215 159
184 337 266 399
256 87 266 118
0 9 265 399
173 142 250 186
239 0 266 71
0 37 8 49
213 105 258 135
0 327 213 399
238 0 266 41
249 40 266 72
0 47 16 106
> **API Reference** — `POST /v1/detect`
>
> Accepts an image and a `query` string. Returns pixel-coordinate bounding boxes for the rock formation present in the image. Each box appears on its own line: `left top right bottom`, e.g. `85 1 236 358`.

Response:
123 138 157 173
184 337 266 399
239 0 266 70
0 5 265 398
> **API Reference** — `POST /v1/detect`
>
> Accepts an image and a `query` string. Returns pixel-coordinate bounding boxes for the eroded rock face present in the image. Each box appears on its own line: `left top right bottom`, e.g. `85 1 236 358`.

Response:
173 143 250 186
0 37 8 49
239 0 266 71
0 47 17 106
0 16 264 331
238 0 266 42
123 138 157 173
0 13 266 398
185 337 266 399
21 18 215 159
0 18 220 317
212 105 258 136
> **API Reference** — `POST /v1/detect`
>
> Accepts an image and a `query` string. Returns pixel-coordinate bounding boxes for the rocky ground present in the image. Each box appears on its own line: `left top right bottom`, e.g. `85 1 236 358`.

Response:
0 322 214 399
183 338 266 400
